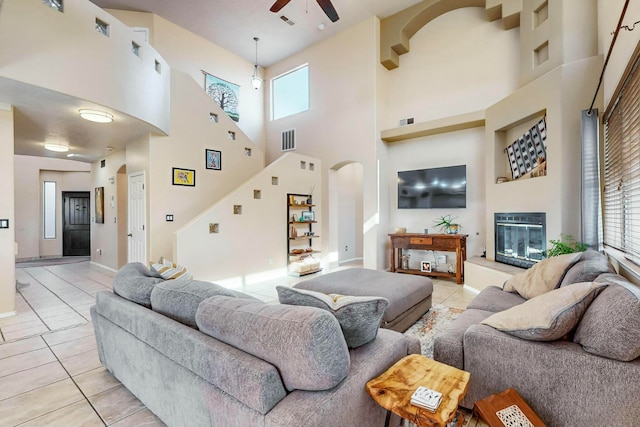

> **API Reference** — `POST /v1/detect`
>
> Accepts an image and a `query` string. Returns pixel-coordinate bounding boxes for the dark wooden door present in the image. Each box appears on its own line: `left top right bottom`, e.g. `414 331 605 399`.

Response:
63 192 90 256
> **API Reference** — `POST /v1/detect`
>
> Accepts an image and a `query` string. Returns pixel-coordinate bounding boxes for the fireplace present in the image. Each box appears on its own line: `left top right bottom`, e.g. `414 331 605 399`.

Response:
495 212 546 268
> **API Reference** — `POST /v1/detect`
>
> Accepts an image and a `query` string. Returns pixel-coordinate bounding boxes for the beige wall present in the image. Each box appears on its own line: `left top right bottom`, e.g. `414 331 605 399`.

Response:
175 153 321 284
14 155 90 261
265 18 380 268
0 107 15 316
91 150 126 269
147 71 265 264
1 0 170 133
106 9 264 150
383 7 520 128
598 0 640 109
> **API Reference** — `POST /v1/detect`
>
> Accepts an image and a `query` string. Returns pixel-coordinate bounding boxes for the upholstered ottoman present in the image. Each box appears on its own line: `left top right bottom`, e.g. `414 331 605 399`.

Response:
295 268 433 332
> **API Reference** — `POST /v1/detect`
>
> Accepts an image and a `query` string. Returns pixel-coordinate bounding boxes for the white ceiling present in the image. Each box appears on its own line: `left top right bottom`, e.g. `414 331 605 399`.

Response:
89 0 422 66
9 0 421 163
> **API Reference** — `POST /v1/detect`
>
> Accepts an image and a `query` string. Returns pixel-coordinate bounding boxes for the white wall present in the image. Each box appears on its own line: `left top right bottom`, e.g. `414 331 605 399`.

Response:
14 155 91 261
265 18 380 269
106 9 264 150
383 7 520 129
1 0 170 133
175 153 321 284
598 0 640 109
335 163 364 263
91 150 125 269
0 107 15 316
387 128 486 261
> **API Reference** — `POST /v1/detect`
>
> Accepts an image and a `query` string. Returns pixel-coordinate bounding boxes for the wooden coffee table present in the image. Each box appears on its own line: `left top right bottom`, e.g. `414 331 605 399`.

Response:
366 354 470 427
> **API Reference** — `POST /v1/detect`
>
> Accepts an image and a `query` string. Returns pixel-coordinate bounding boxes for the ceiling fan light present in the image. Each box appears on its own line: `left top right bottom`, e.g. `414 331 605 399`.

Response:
79 109 113 123
44 142 69 152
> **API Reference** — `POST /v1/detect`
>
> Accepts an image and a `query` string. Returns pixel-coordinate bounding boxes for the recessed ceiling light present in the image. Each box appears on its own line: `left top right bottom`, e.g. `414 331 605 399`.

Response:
79 109 113 123
44 141 69 152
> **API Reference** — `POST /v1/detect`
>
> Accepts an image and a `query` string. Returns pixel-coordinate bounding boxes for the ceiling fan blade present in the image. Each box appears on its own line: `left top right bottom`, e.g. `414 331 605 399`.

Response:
316 0 339 22
270 0 292 13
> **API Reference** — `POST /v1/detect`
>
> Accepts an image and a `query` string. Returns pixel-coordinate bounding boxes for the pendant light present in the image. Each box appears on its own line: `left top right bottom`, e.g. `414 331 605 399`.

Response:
251 37 262 90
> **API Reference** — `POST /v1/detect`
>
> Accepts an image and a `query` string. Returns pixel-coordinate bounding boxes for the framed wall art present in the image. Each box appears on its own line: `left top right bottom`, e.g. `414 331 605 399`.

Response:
203 71 240 122
95 186 104 224
206 149 221 170
172 168 196 186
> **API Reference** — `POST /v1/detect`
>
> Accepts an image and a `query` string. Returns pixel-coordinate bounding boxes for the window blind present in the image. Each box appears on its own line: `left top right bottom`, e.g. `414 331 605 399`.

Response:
603 53 640 264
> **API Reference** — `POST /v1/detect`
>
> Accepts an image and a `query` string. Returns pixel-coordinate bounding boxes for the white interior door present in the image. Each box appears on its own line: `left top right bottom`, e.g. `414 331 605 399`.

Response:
128 172 146 264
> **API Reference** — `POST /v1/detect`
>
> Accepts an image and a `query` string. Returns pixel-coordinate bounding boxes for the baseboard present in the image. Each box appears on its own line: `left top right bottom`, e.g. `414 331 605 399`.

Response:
89 261 117 273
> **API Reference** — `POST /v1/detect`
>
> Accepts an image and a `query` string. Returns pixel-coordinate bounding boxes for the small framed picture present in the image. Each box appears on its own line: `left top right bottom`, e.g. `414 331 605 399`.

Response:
172 168 196 186
420 261 432 273
206 149 221 170
301 211 315 222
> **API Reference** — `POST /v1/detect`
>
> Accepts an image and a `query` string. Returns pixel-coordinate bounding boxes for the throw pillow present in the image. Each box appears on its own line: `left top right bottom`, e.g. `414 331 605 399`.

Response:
481 281 607 341
150 279 240 328
502 252 583 299
276 286 388 348
573 274 640 361
150 256 192 281
196 295 350 392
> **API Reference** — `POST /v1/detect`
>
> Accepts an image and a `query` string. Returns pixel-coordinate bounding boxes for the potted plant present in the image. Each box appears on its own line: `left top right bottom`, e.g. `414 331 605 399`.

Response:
546 234 587 257
434 215 461 234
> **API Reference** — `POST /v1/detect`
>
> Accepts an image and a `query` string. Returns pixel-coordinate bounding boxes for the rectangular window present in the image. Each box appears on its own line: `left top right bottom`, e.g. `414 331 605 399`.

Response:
603 48 640 264
272 65 309 120
43 181 56 239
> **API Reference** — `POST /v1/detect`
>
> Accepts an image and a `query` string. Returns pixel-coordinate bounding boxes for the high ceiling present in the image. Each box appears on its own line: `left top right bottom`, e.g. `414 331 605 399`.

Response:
89 0 422 66
10 0 422 163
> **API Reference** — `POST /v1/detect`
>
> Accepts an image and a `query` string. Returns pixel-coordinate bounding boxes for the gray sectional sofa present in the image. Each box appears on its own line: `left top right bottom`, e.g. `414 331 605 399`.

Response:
434 250 640 427
91 263 420 427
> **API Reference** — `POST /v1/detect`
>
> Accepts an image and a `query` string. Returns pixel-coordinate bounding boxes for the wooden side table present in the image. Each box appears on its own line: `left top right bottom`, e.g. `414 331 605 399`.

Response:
473 388 545 427
366 354 470 427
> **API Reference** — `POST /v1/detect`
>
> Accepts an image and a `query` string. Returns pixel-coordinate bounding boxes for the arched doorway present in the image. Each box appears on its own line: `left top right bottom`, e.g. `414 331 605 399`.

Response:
329 162 364 265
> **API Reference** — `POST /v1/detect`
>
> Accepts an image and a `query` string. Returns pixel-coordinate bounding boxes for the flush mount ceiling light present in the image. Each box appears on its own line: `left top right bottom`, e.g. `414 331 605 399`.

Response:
44 141 69 152
79 109 113 123
251 37 262 90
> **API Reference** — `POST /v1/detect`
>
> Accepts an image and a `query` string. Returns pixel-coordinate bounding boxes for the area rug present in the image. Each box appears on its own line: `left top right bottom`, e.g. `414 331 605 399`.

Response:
403 304 470 426
404 303 465 359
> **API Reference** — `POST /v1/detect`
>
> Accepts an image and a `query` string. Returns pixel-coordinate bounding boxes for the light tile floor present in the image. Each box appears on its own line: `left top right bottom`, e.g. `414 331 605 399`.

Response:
1 260 477 426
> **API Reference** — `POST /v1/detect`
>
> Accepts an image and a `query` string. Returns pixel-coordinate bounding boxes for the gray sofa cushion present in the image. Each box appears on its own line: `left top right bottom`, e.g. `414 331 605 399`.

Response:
196 295 350 392
151 280 253 328
482 281 607 341
113 262 164 308
559 250 615 287
466 286 527 312
276 286 388 348
574 274 640 361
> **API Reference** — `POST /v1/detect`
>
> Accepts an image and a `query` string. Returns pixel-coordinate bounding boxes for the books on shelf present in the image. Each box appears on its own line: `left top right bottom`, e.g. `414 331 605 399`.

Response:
410 386 442 413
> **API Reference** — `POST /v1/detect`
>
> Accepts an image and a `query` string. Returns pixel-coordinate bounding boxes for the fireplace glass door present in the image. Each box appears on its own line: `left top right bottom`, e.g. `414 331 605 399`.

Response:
495 213 546 268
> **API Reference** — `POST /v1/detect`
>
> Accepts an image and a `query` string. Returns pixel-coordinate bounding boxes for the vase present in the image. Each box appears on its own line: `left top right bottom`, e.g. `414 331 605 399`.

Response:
446 225 459 234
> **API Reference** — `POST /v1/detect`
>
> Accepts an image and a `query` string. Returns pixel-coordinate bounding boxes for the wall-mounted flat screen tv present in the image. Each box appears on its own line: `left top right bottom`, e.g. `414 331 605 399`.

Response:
398 165 466 209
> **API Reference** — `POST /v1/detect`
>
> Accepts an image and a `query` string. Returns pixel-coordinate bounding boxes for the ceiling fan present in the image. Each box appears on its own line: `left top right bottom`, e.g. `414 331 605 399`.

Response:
270 0 339 23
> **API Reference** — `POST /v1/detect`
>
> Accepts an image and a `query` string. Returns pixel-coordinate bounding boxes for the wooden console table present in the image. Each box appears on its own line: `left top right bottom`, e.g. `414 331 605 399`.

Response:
389 233 467 284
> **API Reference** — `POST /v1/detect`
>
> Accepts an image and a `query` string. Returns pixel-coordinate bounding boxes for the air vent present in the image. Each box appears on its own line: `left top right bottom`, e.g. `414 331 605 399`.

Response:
281 129 296 152
280 15 296 26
